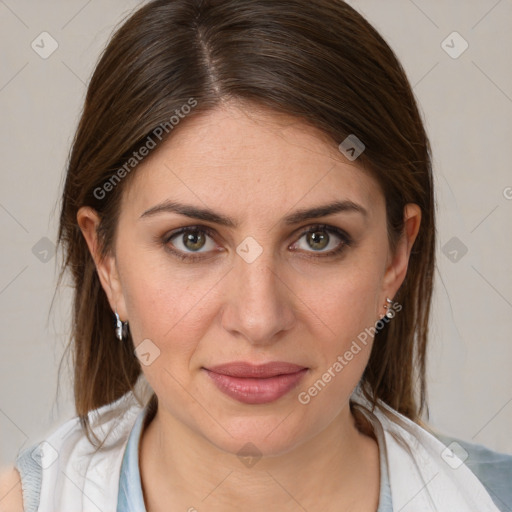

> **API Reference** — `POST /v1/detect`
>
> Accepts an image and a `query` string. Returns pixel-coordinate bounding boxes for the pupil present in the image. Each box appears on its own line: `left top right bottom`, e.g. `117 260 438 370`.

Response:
308 231 328 250
184 231 205 251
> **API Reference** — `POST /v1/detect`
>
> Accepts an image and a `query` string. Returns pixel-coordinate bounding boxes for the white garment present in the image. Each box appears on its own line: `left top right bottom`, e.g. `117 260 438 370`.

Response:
32 377 154 512
351 389 502 511
26 378 501 511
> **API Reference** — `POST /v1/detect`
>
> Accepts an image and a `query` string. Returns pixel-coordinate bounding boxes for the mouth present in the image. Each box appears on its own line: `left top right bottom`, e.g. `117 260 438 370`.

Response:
205 361 307 378
202 361 309 404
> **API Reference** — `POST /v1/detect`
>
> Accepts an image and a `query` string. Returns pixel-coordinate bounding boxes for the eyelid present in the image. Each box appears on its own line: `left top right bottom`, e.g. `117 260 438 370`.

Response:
162 223 352 260
289 224 352 256
162 225 219 260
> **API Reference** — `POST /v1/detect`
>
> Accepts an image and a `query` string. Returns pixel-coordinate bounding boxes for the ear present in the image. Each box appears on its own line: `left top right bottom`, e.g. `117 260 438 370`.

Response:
76 206 128 321
380 203 422 310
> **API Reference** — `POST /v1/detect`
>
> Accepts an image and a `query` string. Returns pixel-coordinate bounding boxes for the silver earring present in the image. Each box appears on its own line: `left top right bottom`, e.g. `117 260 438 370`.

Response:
383 297 394 318
115 310 128 341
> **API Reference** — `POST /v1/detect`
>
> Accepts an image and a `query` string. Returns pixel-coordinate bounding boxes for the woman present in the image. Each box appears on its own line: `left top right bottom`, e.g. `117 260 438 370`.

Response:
2 0 511 510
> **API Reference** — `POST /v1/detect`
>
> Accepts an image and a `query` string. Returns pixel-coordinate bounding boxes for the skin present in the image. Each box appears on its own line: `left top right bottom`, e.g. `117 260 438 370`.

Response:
78 101 421 512
0 467 23 512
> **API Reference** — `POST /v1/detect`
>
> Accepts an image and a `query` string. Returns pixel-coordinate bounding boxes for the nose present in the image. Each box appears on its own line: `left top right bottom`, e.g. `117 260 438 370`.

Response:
220 250 295 346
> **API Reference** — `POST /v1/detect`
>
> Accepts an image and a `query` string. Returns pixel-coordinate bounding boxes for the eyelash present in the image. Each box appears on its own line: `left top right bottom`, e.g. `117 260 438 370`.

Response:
162 224 352 262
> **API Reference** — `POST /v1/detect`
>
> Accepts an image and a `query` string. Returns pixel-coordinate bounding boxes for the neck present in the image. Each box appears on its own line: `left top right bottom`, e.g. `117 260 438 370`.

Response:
139 400 380 512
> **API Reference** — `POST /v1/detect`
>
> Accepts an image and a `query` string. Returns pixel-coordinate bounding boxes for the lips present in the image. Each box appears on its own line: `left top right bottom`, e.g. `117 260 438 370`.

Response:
205 361 307 378
203 361 309 404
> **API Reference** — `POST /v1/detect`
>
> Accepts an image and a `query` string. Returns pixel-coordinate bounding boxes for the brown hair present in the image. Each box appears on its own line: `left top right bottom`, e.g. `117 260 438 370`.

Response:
57 0 435 447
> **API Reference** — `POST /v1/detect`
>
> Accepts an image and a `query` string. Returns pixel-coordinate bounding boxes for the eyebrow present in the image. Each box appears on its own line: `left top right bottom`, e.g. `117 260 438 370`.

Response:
140 199 367 227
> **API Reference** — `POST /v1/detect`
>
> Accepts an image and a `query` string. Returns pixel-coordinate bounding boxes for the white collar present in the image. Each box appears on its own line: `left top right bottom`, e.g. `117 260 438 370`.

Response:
350 387 501 511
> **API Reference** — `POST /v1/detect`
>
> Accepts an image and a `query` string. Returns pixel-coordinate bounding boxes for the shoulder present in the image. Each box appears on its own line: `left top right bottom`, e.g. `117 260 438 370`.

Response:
0 467 24 512
7 386 149 512
352 393 512 510
434 432 512 511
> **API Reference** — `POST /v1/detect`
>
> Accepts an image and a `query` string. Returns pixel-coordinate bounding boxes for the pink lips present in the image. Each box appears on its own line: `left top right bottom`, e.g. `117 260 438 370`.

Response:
203 362 308 404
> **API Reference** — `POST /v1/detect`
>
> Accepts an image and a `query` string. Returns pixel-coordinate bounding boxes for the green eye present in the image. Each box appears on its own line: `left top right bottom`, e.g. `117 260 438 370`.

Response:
162 223 352 262
164 226 217 261
291 224 352 257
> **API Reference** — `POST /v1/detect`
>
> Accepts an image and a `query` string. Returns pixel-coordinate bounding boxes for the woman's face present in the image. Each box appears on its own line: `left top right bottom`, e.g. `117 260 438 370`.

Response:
82 102 418 457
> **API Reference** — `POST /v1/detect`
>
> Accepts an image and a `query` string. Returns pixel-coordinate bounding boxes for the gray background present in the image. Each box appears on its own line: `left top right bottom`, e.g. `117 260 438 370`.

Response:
1 0 511 468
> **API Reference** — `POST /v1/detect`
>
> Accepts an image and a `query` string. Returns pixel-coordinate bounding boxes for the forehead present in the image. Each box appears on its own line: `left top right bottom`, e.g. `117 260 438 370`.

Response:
122 103 384 223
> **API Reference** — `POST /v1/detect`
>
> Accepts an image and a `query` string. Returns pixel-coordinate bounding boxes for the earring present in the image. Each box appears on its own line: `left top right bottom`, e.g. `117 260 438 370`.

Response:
383 297 394 318
114 309 128 341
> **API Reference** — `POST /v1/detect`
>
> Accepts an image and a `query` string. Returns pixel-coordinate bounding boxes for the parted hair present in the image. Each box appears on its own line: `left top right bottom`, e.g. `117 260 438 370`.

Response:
57 0 435 448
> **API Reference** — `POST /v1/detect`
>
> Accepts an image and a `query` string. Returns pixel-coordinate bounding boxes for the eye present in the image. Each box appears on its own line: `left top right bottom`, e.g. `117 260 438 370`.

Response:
162 223 352 262
164 226 218 261
290 224 351 258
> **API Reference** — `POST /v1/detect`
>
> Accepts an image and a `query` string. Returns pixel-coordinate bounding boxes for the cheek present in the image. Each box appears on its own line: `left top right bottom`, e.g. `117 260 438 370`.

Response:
293 275 380 418
118 251 228 372
293 257 383 388
301 263 382 342
119 260 222 404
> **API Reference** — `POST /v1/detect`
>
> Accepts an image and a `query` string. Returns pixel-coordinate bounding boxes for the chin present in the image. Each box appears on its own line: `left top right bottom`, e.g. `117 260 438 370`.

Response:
197 412 310 460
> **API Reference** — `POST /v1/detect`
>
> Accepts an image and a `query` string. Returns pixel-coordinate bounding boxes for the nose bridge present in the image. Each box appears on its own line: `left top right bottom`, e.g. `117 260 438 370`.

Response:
222 235 294 344
238 243 278 299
